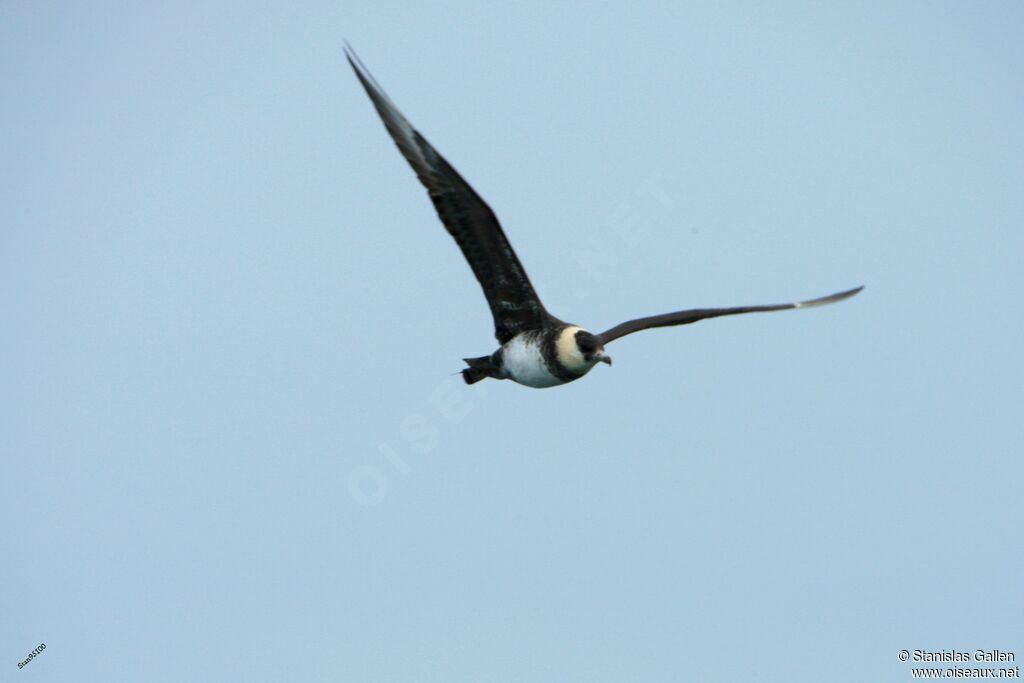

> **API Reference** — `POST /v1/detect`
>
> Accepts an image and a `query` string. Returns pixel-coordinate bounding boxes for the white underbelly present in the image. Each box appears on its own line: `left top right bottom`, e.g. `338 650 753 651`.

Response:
502 336 562 388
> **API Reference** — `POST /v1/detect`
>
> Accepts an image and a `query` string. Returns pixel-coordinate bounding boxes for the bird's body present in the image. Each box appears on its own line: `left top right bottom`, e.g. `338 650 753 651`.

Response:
345 45 862 389
487 326 603 388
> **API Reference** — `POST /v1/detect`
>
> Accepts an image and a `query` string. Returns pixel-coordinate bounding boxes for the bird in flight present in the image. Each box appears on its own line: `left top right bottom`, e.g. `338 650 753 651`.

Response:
345 45 862 388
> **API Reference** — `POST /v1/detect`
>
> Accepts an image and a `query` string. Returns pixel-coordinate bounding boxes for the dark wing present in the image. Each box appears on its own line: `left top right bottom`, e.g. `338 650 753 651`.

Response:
345 44 558 344
597 286 863 345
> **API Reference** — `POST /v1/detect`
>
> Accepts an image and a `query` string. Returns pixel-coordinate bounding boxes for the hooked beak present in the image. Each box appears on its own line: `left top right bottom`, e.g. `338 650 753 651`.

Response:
595 352 612 366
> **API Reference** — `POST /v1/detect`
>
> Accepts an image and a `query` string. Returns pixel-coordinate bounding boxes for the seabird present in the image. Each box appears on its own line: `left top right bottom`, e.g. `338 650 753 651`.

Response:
345 45 862 388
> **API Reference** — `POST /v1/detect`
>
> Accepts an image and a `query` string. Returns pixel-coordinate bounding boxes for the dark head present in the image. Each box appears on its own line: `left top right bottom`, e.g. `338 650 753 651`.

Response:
550 326 612 379
574 329 612 366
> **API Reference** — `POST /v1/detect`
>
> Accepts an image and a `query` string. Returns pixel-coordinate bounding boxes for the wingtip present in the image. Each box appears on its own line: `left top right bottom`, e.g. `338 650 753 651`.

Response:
343 40 357 67
831 284 865 301
342 42 388 95
795 285 865 309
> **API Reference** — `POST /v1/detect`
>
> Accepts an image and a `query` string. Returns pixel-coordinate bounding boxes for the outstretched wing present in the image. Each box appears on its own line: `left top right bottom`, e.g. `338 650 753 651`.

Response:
597 286 863 345
345 45 558 344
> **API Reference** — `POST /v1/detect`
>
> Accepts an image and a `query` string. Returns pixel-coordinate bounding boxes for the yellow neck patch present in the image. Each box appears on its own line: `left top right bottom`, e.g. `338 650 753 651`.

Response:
555 326 589 372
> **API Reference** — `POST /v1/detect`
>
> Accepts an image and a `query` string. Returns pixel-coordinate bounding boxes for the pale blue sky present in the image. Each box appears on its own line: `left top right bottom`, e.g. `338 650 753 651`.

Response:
2 2 1022 681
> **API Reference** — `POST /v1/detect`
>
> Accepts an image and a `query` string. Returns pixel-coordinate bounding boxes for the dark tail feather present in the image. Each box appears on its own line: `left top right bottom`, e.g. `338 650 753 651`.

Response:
462 355 498 385
462 367 489 384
